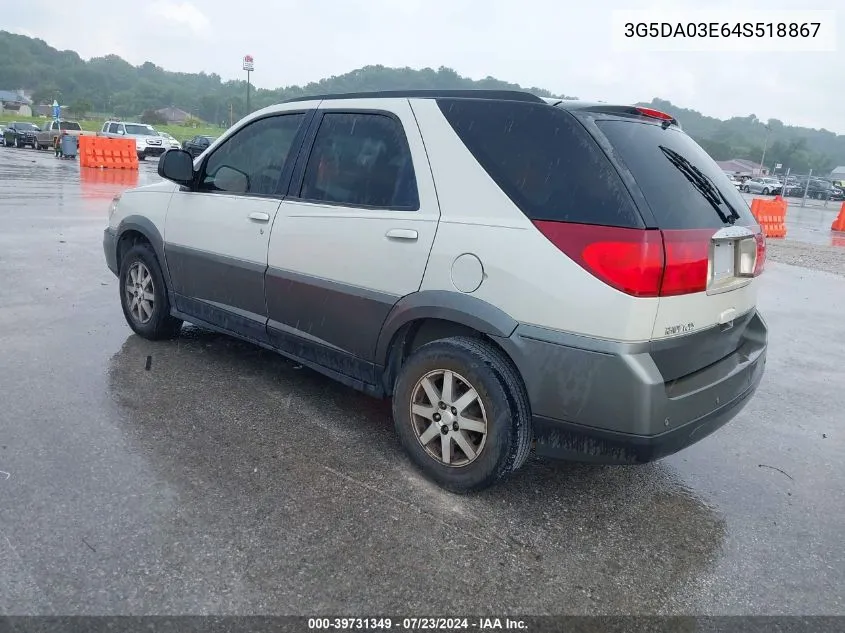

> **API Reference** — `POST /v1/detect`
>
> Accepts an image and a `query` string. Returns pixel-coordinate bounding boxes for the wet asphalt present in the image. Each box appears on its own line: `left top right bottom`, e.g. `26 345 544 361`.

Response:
0 148 843 616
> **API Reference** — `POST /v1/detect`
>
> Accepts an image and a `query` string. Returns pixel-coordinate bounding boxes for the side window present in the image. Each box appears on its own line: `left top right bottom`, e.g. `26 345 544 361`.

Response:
437 99 641 228
299 112 419 210
108 123 118 134
200 113 305 196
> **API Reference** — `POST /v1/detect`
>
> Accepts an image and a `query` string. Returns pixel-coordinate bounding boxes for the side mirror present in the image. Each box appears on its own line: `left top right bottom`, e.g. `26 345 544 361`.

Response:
158 149 195 186
212 165 249 194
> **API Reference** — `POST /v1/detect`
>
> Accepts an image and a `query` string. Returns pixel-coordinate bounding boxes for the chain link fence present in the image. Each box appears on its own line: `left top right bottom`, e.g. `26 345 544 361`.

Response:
737 171 844 209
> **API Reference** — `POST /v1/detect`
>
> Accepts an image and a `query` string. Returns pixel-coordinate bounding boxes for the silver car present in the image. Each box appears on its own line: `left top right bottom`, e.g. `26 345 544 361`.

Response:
742 177 782 195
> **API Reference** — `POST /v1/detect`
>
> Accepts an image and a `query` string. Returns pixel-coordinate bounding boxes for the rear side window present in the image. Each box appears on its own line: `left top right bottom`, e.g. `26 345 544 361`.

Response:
299 112 419 210
436 99 642 227
596 120 757 230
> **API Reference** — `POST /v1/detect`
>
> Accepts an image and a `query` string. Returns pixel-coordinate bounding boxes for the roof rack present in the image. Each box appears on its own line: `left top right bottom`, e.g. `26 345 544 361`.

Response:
282 89 545 104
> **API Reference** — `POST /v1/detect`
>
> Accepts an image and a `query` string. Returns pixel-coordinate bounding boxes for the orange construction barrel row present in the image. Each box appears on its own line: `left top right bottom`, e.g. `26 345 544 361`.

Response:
750 196 787 238
78 136 139 170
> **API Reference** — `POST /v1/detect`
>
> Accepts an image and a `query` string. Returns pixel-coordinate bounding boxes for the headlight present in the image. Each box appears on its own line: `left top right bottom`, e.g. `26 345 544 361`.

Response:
109 195 121 219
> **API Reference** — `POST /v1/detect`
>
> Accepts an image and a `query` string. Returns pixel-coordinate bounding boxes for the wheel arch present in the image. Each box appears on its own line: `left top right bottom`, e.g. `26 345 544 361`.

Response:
376 291 520 396
115 216 171 285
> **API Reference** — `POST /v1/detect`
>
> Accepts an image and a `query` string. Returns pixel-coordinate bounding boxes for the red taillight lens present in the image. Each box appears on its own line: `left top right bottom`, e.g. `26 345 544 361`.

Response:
660 229 711 296
533 221 664 297
533 221 713 297
754 231 766 276
635 106 674 121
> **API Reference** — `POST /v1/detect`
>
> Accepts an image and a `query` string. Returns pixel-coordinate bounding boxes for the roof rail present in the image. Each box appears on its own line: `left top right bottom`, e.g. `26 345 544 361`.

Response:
282 89 545 104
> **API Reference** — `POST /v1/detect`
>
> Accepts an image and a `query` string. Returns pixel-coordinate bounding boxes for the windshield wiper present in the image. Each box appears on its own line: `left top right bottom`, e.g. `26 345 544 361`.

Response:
659 146 741 225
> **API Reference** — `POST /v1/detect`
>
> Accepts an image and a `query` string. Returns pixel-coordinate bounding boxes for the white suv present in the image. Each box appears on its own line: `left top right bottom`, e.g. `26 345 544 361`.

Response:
99 121 168 160
103 90 768 492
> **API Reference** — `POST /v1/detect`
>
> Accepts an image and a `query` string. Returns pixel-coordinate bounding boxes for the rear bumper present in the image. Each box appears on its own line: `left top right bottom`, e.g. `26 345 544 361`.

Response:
496 310 768 464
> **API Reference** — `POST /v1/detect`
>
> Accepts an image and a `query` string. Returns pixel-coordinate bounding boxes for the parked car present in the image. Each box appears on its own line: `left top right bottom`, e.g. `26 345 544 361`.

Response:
34 119 94 150
742 177 782 195
0 124 6 145
790 178 837 200
103 91 768 492
98 121 168 160
2 121 40 148
182 135 217 158
155 130 182 150
727 176 743 190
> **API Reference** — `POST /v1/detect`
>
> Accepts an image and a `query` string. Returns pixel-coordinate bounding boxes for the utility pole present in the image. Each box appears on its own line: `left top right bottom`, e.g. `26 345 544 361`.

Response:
759 124 771 176
243 54 254 115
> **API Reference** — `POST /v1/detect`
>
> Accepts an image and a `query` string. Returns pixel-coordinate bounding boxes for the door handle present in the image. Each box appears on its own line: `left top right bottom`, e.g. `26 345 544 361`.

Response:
386 228 418 241
248 212 271 222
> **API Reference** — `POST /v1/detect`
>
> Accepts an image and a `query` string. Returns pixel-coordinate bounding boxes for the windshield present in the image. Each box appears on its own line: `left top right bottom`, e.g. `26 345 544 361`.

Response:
596 120 757 230
59 121 81 131
124 124 157 136
17 123 39 131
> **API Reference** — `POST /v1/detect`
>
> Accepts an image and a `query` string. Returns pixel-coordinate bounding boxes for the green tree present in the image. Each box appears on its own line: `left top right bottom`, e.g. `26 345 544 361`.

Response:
69 99 92 118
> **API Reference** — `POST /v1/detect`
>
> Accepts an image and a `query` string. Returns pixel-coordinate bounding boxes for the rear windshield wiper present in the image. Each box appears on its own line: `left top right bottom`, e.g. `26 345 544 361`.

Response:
659 146 741 225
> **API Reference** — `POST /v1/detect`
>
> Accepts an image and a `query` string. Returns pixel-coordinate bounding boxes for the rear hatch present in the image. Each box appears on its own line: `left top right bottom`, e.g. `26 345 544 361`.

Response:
578 107 765 378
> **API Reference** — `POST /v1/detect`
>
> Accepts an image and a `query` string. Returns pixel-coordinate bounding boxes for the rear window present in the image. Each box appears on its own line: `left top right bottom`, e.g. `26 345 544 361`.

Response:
437 99 642 228
59 121 81 131
596 120 756 230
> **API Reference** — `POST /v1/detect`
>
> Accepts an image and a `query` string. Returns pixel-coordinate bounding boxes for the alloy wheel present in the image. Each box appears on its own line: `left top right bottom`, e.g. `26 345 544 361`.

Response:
409 369 488 467
124 262 155 324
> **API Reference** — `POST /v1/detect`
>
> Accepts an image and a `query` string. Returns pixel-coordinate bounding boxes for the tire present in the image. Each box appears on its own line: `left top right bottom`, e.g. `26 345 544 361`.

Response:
762 188 769 195
118 243 183 340
137 153 146 161
392 336 532 493
14 137 21 148
743 185 750 193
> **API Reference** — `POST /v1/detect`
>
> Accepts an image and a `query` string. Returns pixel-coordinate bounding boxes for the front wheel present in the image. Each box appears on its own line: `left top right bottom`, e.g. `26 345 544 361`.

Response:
743 185 750 193
392 337 532 493
118 243 183 340
762 188 770 195
137 153 146 161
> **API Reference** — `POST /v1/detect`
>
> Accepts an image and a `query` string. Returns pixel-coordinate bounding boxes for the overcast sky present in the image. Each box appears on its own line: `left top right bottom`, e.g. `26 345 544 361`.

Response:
5 0 843 132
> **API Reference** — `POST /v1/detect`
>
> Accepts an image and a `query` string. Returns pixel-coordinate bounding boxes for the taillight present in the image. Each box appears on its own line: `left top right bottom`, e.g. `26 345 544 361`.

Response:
532 221 713 297
660 229 711 296
754 231 766 276
533 222 664 297
635 106 674 121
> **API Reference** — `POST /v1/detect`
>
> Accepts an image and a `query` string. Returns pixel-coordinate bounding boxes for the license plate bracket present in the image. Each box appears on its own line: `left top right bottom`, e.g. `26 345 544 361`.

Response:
712 240 735 281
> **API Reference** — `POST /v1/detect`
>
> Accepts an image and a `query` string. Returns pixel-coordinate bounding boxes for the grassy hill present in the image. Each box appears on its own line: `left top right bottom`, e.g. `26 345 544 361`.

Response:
1 29 842 172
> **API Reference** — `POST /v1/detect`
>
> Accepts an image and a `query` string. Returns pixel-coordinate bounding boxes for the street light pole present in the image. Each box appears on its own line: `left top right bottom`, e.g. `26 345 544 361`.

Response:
759 124 771 176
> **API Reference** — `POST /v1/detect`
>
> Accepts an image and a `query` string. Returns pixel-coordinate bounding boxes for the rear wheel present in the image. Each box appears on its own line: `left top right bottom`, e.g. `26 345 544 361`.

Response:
392 336 532 493
743 185 750 193
118 243 182 340
762 187 769 195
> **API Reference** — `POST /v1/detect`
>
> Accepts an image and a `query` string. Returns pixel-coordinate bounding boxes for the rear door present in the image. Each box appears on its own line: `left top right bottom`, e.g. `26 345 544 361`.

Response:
266 99 439 374
591 117 764 372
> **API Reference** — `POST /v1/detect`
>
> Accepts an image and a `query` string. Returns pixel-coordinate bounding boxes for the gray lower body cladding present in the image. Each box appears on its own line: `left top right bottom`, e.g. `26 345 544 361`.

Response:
496 311 768 464
103 228 767 463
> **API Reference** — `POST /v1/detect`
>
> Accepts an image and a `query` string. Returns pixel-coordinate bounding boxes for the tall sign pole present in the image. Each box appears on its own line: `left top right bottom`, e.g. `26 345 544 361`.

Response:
243 55 254 115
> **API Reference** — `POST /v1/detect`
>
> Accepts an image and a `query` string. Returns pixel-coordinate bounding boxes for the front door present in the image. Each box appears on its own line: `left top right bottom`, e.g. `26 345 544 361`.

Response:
164 111 311 342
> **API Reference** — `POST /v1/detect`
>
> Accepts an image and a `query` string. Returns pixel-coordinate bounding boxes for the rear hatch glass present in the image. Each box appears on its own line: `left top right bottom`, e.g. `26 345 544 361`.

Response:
595 118 761 375
595 119 757 230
